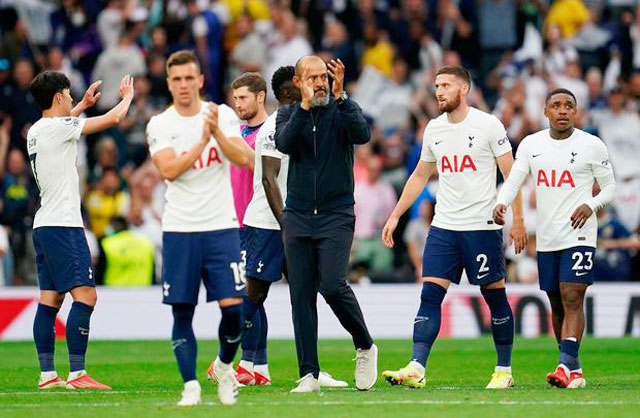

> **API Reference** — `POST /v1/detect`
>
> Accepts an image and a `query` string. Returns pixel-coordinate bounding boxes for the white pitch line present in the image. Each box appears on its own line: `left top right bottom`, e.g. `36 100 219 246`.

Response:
1 399 639 409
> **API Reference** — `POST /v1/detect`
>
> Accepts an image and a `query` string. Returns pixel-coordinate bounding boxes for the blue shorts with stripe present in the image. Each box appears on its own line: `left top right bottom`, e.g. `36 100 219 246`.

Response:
537 246 595 293
162 229 246 305
33 227 95 293
422 225 505 285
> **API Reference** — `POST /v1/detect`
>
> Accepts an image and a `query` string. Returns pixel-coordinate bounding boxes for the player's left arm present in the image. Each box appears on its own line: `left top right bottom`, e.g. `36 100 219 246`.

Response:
571 141 616 229
207 103 255 170
70 80 102 117
496 152 528 254
262 155 284 225
82 75 134 135
328 59 370 145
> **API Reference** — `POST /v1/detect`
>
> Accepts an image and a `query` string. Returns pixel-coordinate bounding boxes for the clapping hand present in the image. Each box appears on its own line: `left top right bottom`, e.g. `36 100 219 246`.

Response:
80 80 102 109
327 59 345 98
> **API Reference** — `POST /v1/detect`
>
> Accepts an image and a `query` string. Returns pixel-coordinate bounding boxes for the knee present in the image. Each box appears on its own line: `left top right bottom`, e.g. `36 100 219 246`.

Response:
562 290 583 311
319 280 346 301
248 281 270 305
73 287 97 307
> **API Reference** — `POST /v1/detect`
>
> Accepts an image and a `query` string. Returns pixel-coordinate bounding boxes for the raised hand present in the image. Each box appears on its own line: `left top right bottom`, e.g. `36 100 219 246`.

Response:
80 80 102 109
327 59 345 98
119 75 134 100
570 204 593 229
204 103 219 137
300 76 315 110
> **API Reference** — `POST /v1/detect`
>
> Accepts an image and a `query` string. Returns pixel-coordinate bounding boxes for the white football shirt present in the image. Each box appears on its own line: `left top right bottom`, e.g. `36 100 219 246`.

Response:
243 112 289 230
146 102 242 232
498 129 614 251
27 117 86 228
420 107 512 231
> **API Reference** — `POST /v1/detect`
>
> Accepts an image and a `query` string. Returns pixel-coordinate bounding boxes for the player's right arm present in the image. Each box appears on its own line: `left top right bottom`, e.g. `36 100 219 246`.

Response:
494 140 531 225
148 117 211 182
382 159 436 248
82 75 134 135
262 155 284 225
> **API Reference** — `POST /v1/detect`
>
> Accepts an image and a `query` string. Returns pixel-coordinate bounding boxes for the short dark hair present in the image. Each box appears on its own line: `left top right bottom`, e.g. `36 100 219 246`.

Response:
545 88 577 105
435 66 471 85
166 50 201 73
271 66 295 101
231 72 267 95
29 71 71 110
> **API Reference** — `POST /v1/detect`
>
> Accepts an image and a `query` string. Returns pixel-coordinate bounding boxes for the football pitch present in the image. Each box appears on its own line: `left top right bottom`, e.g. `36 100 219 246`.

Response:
1 338 638 418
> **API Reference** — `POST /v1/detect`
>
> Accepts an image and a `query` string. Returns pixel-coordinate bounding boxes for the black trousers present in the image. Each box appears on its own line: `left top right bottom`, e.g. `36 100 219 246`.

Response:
281 207 374 378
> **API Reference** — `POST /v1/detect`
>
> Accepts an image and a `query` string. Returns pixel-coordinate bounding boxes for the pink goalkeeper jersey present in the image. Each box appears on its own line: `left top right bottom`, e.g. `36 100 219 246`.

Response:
230 122 260 226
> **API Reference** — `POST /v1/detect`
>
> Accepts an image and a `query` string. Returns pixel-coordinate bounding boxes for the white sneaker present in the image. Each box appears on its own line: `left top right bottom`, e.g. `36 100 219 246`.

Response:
290 373 320 393
217 369 239 406
38 371 66 389
318 371 348 388
177 380 201 406
355 343 378 391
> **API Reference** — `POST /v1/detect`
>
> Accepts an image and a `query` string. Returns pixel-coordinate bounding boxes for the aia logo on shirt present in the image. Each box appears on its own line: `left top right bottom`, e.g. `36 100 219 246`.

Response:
183 146 222 170
441 155 477 173
537 169 575 187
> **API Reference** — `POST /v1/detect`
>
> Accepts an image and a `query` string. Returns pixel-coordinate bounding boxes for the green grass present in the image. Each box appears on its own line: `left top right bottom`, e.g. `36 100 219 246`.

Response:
1 338 639 417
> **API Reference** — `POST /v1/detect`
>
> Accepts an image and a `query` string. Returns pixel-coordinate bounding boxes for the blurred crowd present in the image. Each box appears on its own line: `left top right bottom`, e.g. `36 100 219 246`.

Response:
0 0 639 286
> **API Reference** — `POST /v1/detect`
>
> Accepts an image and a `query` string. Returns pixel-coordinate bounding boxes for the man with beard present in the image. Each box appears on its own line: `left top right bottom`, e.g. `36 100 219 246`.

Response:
381 66 527 389
275 56 378 393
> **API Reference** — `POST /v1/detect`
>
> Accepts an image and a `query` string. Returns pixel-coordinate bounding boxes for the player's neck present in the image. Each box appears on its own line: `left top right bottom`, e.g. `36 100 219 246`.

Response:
446 102 470 124
174 99 202 117
42 105 69 118
247 108 268 128
549 126 574 141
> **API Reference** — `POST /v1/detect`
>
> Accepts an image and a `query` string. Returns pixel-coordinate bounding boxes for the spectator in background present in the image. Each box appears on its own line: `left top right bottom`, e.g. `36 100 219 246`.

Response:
403 199 433 282
146 52 171 107
186 0 225 102
96 0 136 50
49 0 102 80
594 208 635 282
353 156 397 275
478 0 517 81
545 0 591 39
228 14 267 83
543 23 579 77
88 135 120 186
149 25 169 57
92 19 146 112
585 66 607 132
85 168 129 239
319 19 358 85
361 19 394 77
47 46 86 102
263 9 312 101
119 76 162 167
4 59 40 152
96 216 154 286
0 147 37 285
598 87 640 233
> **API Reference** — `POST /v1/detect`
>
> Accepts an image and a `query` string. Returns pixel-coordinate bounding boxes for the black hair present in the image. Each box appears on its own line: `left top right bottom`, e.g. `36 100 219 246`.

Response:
271 66 295 101
29 71 71 110
545 88 577 105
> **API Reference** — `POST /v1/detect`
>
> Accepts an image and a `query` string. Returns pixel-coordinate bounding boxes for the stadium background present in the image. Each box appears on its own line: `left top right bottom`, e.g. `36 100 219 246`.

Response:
1 1 640 416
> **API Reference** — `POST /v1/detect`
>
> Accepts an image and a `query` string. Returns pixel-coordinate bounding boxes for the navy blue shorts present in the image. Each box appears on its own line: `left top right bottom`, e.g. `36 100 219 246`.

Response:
537 246 595 293
244 226 285 282
162 229 246 304
33 227 94 293
422 225 505 285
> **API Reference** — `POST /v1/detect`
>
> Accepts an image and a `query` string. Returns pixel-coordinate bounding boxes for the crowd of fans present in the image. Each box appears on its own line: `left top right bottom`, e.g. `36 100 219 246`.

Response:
0 0 639 286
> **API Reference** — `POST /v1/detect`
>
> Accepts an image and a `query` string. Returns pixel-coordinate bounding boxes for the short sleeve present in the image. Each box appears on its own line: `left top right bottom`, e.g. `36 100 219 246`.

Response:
487 116 512 157
56 117 86 142
511 137 531 175
261 127 283 160
419 124 436 163
146 117 172 156
218 105 242 139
